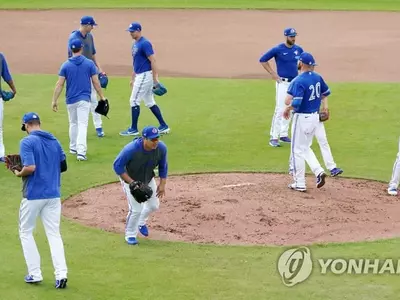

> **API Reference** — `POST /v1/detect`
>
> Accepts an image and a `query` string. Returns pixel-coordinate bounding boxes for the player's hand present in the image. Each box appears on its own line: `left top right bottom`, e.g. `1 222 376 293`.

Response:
129 80 133 88
156 184 166 198
52 101 58 112
283 107 292 120
272 73 282 83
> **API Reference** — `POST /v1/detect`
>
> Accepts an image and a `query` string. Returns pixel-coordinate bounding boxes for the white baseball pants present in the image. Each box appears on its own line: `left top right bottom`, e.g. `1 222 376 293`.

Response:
0 99 4 158
289 120 337 172
19 198 68 281
389 137 400 189
90 81 102 129
270 81 291 140
290 113 324 188
121 177 160 239
130 71 156 108
67 100 90 156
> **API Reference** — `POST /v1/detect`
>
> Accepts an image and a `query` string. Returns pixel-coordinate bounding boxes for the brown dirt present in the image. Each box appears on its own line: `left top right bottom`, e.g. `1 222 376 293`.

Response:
0 9 399 81
62 173 400 246
3 8 399 245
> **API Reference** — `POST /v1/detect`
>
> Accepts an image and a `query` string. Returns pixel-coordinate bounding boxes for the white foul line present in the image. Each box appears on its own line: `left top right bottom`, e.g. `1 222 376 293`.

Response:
221 182 256 188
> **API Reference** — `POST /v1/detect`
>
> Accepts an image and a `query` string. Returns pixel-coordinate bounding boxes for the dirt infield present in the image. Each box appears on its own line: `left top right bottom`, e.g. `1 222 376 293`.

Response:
0 9 399 81
3 8 399 245
63 173 400 246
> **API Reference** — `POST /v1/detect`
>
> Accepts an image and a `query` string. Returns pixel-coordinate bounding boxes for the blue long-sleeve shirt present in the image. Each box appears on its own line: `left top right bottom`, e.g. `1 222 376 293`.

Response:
113 137 168 184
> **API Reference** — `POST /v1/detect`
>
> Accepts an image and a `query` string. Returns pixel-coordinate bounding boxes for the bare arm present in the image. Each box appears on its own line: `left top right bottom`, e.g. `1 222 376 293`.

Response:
148 54 159 84
260 61 281 83
52 77 65 112
6 80 17 94
92 75 106 99
120 172 134 184
321 96 329 112
15 165 36 177
91 54 103 74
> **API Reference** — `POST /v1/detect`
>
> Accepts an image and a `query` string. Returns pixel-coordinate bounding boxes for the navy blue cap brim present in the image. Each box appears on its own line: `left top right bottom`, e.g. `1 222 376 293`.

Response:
145 134 160 139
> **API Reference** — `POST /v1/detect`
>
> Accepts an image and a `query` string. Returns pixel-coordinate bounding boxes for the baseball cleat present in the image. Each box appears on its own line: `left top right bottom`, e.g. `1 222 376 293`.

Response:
24 275 43 284
288 183 306 192
330 168 343 177
119 128 139 136
76 155 87 161
125 237 139 245
0 157 5 163
388 187 398 196
280 137 291 143
55 278 67 289
69 149 77 155
96 128 105 137
316 172 327 188
269 139 281 147
158 125 170 135
139 225 149 237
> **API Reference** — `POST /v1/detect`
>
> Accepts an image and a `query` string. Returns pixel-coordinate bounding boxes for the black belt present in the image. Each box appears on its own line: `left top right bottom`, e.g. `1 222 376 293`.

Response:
280 77 294 82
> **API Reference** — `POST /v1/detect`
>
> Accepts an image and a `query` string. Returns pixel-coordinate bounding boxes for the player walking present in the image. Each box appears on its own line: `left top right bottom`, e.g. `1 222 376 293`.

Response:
283 52 330 192
113 126 168 245
14 112 68 288
68 15 105 137
120 22 170 136
0 52 17 162
52 39 107 161
259 27 303 147
387 138 400 196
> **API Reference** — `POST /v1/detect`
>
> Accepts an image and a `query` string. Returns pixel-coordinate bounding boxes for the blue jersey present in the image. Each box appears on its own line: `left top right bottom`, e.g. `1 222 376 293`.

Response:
20 130 66 200
132 37 154 74
58 55 98 105
259 43 304 80
113 137 168 184
67 30 96 61
0 53 13 92
287 71 331 113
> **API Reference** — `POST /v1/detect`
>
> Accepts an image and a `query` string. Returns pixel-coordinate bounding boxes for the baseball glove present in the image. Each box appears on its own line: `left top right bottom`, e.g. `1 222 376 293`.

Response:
1 90 15 102
129 181 153 203
4 154 23 173
319 110 329 122
98 73 108 89
153 82 167 96
95 98 110 117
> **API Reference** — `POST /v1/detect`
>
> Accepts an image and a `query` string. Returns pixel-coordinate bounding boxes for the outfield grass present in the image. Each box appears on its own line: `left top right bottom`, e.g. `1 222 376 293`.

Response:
0 75 399 299
1 0 400 11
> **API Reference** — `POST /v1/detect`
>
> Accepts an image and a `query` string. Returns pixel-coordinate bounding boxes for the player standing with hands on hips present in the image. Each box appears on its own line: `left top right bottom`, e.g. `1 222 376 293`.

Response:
0 52 17 162
10 112 68 288
283 52 330 192
259 27 303 147
113 126 168 245
68 15 106 138
120 22 170 136
52 38 107 161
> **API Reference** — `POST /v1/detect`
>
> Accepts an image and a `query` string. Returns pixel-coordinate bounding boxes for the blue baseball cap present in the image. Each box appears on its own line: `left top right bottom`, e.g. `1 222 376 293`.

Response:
299 52 317 66
284 27 297 37
142 126 160 139
126 22 142 32
69 38 83 50
21 112 40 131
81 16 97 26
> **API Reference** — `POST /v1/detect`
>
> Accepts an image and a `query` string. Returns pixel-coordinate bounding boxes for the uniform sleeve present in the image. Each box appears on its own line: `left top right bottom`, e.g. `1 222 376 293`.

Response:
320 77 331 97
143 41 155 57
259 47 277 63
113 142 138 176
20 138 35 166
57 140 66 162
58 63 67 77
288 81 305 106
0 53 13 82
158 143 168 179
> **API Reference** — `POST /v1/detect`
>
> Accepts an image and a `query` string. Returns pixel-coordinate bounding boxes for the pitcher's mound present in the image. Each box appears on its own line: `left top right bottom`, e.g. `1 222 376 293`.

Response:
62 173 400 246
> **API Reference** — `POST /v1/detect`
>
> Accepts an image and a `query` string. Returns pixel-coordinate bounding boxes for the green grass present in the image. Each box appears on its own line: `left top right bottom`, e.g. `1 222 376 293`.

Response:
1 0 400 11
1 74 400 299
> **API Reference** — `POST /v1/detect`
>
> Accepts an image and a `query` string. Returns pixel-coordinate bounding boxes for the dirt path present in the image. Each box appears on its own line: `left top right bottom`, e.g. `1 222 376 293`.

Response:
0 9 399 81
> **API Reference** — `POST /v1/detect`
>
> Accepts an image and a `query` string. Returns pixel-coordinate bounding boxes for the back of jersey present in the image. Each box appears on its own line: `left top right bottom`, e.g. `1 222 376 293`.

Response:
295 71 330 114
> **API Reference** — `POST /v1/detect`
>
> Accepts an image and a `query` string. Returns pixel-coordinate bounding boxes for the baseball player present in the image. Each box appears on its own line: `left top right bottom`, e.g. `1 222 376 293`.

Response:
259 27 304 147
387 138 400 196
14 112 68 288
119 22 170 137
0 52 17 162
52 39 107 161
288 66 343 178
113 126 168 245
68 15 105 137
283 52 330 192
